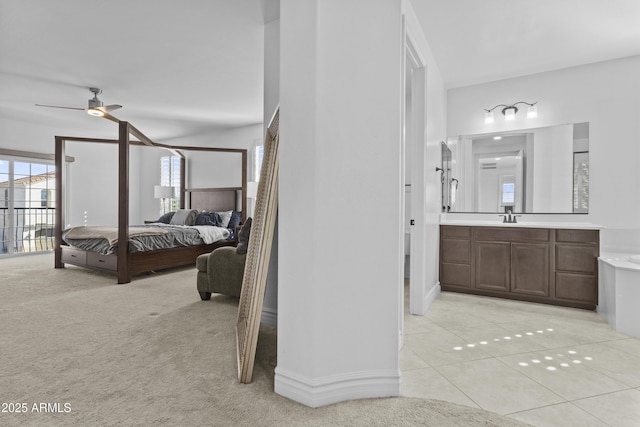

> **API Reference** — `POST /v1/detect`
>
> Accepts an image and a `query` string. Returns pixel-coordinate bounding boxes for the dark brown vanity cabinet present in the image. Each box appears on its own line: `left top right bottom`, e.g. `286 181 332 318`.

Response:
440 225 599 310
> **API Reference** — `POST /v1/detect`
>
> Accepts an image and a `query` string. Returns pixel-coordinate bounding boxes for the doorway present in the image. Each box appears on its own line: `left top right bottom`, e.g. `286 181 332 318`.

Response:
402 26 428 328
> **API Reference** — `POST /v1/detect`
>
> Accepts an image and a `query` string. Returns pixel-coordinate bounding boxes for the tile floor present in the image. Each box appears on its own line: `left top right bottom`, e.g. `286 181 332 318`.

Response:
401 289 640 427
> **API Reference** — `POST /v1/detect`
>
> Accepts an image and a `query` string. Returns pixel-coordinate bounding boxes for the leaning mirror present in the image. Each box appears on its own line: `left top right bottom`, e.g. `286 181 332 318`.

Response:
445 122 589 214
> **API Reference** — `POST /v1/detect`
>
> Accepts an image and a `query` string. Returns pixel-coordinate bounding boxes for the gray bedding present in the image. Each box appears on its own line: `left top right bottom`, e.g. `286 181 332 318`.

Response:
63 224 230 255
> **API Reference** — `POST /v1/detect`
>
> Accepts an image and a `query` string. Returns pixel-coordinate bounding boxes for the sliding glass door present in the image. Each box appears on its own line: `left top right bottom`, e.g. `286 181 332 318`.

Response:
0 158 56 255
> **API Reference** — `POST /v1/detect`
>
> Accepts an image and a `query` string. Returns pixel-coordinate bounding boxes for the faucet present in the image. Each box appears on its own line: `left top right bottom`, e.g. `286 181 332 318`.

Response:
499 210 521 224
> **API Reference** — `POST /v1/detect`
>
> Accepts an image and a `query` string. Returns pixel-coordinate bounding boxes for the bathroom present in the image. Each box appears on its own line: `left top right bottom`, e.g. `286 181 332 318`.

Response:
438 55 640 337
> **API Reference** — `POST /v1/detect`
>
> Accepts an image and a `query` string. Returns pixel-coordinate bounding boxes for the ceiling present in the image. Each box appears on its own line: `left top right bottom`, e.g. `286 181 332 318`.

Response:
413 0 640 88
0 0 266 143
1 0 639 144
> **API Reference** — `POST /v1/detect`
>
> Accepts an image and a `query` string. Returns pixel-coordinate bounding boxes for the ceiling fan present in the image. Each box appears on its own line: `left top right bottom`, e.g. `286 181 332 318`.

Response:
36 87 122 117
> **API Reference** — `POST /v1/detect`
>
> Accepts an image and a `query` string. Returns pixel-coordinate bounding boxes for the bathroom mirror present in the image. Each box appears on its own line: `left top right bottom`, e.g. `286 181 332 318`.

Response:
445 122 589 214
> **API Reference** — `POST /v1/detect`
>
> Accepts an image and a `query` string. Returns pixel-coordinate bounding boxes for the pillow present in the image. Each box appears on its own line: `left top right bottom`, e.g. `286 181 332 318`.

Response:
215 210 233 228
157 211 175 224
228 211 242 229
170 209 198 226
236 217 252 255
195 212 217 226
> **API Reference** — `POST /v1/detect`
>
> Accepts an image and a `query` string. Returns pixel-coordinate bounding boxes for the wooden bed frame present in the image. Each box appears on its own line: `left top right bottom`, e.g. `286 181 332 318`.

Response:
54 120 247 284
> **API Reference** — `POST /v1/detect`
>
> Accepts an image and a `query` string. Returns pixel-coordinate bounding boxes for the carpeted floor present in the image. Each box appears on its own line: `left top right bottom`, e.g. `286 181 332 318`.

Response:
0 253 530 426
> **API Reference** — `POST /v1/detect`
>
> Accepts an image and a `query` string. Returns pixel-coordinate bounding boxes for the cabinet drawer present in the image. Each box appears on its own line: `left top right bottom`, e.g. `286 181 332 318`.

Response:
61 247 87 265
555 272 597 303
87 252 117 271
441 225 471 238
556 229 598 244
556 245 598 273
475 227 550 243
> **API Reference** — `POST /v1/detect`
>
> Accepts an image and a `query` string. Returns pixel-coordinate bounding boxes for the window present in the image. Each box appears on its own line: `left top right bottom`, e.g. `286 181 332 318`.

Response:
160 156 181 215
0 159 56 255
254 144 264 181
501 182 515 204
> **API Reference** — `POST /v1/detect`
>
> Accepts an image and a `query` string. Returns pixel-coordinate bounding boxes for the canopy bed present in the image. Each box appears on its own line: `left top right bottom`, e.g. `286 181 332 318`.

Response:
54 119 247 284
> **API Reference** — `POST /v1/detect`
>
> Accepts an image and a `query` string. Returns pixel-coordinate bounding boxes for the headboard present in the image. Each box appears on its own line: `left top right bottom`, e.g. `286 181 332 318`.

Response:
186 187 242 212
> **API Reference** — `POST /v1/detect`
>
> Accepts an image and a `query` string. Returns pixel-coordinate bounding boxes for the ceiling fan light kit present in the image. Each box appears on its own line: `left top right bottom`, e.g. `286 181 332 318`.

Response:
87 88 106 116
36 87 122 118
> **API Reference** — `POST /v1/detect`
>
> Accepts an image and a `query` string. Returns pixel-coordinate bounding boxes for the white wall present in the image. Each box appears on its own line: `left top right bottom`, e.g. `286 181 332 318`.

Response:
65 142 138 227
137 124 262 223
447 55 640 252
261 13 281 326
0 111 261 226
0 112 130 226
532 124 573 212
276 0 404 407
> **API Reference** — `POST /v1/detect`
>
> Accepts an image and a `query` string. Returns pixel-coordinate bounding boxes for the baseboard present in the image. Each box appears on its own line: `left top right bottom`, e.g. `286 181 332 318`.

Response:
261 306 278 326
274 367 401 408
424 281 441 312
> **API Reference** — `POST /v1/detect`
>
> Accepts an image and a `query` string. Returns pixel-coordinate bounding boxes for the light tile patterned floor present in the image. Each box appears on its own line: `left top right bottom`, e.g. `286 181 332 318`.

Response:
402 290 640 427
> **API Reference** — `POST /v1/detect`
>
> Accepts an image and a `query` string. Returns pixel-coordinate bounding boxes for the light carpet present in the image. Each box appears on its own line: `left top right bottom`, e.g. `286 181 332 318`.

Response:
0 253 530 426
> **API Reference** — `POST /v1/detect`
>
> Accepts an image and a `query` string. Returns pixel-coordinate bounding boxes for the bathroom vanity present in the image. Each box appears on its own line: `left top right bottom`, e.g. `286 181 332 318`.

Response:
439 223 600 310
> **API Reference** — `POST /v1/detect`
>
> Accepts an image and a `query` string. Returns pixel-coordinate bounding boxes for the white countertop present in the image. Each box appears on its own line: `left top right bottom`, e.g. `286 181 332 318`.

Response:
599 252 640 271
439 220 603 230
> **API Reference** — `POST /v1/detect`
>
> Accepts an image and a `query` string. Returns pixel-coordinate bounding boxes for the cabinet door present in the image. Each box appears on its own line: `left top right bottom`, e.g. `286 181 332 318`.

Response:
475 242 510 292
511 242 550 297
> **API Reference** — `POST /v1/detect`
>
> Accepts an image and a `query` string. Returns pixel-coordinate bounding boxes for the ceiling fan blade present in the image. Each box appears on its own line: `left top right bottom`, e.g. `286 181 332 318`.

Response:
101 112 121 124
101 104 123 112
35 104 85 111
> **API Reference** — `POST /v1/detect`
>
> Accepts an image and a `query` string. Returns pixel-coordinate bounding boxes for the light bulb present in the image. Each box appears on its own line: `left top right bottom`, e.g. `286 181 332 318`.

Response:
484 111 494 124
87 108 105 117
504 107 516 121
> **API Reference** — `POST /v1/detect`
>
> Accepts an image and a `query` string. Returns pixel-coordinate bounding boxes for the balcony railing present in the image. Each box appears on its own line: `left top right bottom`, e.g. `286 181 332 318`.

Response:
0 207 56 254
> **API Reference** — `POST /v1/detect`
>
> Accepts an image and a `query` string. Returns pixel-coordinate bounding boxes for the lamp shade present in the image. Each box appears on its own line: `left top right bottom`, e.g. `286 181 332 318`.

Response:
154 185 175 199
504 107 516 121
484 111 494 124
527 104 538 118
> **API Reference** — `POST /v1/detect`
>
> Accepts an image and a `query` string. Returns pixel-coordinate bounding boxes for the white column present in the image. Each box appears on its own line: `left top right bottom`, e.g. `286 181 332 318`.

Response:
276 0 404 407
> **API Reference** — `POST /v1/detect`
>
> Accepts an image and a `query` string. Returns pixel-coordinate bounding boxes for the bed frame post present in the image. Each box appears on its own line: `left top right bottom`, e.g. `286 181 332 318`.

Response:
54 137 65 268
117 122 131 284
180 156 186 209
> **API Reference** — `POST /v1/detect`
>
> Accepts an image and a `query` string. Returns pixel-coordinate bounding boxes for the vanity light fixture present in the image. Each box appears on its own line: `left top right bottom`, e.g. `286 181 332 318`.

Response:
484 101 538 124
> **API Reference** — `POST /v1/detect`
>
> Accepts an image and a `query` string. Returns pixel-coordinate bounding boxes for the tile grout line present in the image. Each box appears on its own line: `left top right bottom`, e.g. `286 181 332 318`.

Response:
504 400 616 427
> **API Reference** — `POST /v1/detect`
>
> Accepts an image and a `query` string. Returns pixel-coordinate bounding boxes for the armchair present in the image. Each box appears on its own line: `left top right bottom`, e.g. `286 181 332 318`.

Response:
196 246 246 300
196 217 252 300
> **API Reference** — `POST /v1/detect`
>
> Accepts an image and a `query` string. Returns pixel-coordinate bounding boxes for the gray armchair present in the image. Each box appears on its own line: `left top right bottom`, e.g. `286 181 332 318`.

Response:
196 246 247 300
196 218 251 301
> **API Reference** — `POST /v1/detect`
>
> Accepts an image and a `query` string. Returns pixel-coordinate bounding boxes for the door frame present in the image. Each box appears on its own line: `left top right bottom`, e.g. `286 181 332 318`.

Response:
402 14 429 322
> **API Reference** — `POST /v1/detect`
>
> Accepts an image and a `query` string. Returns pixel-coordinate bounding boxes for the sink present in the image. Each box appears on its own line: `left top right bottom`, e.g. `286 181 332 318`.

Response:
629 255 640 265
